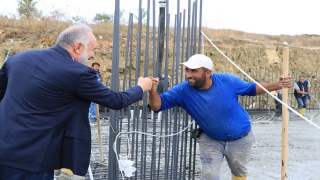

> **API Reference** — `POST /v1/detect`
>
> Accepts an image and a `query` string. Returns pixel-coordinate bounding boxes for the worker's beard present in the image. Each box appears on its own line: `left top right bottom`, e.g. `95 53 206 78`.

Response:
79 51 90 65
188 72 207 89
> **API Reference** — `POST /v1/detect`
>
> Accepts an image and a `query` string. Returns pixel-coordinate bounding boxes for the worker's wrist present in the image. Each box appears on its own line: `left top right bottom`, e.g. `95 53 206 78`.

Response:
148 89 158 95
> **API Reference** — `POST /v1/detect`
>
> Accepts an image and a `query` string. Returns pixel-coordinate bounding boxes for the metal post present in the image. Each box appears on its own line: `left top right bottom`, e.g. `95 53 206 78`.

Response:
198 0 203 54
108 0 120 179
157 0 166 78
140 0 151 178
152 0 157 77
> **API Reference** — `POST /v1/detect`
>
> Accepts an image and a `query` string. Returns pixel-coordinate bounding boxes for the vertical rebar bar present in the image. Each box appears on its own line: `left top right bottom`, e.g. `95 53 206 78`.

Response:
152 0 157 77
157 0 166 78
197 0 202 54
192 2 199 178
192 0 198 55
186 0 192 60
190 2 195 56
108 0 120 179
140 0 151 178
180 9 186 83
172 4 182 179
163 3 170 179
151 3 157 177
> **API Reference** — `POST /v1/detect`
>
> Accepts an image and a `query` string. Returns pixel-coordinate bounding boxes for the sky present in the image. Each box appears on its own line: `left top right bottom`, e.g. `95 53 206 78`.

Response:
0 0 320 36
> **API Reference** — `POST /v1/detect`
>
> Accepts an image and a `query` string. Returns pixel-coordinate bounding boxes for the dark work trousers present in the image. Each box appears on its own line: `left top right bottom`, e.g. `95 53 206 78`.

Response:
275 93 282 117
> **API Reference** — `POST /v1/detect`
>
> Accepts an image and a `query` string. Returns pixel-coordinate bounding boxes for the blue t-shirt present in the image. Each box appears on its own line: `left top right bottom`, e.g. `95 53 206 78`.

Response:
157 73 256 141
95 72 102 83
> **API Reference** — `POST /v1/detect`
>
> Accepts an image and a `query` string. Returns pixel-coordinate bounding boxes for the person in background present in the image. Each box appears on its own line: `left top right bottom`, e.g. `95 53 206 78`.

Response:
294 75 311 116
274 89 283 119
156 74 171 95
91 62 103 82
148 54 292 180
155 74 171 120
88 62 103 122
0 23 152 180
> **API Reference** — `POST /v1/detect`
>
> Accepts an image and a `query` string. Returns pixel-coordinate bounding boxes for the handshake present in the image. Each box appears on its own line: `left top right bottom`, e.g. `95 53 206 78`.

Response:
137 77 154 92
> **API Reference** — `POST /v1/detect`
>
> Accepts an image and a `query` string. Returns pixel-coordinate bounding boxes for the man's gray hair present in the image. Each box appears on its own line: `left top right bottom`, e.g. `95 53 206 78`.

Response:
56 23 93 50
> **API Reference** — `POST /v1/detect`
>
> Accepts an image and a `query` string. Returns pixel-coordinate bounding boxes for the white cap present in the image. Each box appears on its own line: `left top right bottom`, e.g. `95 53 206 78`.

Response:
180 54 213 70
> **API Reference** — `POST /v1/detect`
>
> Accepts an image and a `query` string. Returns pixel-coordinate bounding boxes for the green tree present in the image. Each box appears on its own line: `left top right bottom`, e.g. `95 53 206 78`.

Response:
93 13 112 23
17 0 38 19
119 9 125 23
134 8 148 25
71 16 87 23
93 9 125 24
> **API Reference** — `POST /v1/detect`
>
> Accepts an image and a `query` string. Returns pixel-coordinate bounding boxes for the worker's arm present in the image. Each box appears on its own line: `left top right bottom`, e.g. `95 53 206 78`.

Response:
295 87 308 95
148 78 162 111
256 76 292 95
307 86 311 94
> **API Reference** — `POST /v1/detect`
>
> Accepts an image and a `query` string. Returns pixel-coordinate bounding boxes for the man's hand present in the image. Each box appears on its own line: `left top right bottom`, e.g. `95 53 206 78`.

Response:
137 77 152 92
150 77 159 92
279 76 293 88
257 75 293 95
307 93 311 100
148 77 162 111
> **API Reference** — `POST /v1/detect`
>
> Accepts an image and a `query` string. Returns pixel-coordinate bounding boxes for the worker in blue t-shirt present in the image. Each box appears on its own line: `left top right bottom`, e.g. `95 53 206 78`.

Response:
89 62 103 122
148 54 293 180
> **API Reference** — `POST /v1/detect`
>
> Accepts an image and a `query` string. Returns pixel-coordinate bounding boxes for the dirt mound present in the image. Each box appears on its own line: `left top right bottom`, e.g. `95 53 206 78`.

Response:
1 18 320 87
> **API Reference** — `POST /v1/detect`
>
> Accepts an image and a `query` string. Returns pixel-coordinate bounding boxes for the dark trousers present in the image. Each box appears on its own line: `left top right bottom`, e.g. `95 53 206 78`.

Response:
275 93 282 117
0 164 53 180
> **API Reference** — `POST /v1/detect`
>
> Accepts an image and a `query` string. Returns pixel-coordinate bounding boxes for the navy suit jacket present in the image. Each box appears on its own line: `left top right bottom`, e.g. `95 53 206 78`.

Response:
0 46 143 175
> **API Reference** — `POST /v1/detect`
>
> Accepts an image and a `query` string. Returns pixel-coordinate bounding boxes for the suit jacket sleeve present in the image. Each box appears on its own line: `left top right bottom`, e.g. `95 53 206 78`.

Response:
77 68 143 110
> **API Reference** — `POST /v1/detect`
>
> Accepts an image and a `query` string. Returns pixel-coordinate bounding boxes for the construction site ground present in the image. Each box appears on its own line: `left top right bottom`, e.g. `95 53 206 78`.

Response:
87 111 320 180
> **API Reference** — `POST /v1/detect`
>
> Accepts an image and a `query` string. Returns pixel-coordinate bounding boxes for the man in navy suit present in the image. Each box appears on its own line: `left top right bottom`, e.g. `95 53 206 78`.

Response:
0 23 152 179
